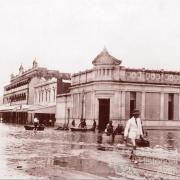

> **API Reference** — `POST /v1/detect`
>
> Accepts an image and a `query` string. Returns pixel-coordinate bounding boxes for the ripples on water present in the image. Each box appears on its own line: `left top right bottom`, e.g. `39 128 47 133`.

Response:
1 123 180 179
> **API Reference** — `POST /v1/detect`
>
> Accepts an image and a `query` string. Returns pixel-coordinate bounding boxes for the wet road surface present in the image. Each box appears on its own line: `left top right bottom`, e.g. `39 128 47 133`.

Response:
1 123 180 179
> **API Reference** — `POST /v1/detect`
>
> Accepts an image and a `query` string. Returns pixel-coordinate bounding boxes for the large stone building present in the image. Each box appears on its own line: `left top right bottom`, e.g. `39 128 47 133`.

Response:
1 59 70 124
56 48 180 129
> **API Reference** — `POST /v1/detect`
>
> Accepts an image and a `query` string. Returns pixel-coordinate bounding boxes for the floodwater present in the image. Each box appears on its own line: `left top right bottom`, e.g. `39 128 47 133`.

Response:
1 123 180 179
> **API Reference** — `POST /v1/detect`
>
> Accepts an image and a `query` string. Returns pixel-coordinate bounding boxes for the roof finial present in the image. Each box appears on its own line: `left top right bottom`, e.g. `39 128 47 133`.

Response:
103 46 108 53
33 57 38 68
19 63 24 75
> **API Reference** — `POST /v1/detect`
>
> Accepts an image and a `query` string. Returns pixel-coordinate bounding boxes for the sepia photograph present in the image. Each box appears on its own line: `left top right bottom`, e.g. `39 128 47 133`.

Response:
0 0 180 179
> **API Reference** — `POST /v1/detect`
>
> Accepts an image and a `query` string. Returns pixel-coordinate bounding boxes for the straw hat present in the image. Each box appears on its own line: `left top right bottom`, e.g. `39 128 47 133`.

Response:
132 109 140 115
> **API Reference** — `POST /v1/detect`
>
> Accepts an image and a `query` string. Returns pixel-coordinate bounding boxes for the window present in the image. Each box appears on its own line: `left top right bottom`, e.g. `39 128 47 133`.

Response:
39 91 41 103
107 69 109 75
130 92 136 118
168 93 174 120
49 89 51 102
53 88 56 102
103 69 105 75
35 91 37 103
42 91 44 102
46 90 48 102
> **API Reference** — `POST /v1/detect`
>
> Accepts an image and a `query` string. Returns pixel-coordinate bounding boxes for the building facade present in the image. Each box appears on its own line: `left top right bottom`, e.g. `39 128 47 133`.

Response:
1 59 70 124
56 48 180 129
33 78 57 125
34 77 57 106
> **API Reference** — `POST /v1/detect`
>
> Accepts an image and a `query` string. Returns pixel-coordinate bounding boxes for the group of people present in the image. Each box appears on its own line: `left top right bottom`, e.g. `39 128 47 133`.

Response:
71 119 97 131
105 121 124 136
33 109 145 163
33 116 55 130
104 109 146 164
71 119 87 128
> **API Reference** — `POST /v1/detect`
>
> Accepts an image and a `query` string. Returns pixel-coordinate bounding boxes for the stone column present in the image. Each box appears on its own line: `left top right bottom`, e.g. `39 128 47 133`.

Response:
35 90 38 104
78 93 81 119
109 69 112 78
178 94 180 120
83 93 86 120
141 92 145 120
54 89 57 103
121 91 126 121
173 94 179 120
71 93 74 119
38 90 41 103
119 91 122 120
48 90 51 102
160 92 164 120
91 91 95 120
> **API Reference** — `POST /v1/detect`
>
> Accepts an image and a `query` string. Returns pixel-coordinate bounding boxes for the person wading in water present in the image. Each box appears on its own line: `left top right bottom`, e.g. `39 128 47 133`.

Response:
124 109 144 164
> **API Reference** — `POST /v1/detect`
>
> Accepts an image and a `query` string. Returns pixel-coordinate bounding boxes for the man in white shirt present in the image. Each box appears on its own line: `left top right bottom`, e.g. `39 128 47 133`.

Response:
33 116 39 131
124 109 144 163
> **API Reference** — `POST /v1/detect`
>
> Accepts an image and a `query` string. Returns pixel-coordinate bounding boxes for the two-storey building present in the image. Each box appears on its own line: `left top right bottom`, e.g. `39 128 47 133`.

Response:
32 77 57 126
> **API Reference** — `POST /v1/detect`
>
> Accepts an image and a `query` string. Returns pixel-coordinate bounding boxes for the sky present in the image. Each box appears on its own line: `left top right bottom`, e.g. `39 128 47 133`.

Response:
0 0 180 96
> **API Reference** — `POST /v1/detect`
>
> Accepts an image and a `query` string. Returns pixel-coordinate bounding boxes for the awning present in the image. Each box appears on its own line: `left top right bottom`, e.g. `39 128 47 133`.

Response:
0 104 20 112
0 104 56 114
16 105 33 112
27 105 46 112
32 105 56 114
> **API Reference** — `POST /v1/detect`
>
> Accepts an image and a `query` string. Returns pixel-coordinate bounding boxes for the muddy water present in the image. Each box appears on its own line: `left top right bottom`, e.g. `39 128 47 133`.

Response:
1 123 180 179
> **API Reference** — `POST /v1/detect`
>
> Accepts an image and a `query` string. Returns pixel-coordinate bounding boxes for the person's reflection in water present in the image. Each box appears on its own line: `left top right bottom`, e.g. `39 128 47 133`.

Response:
97 131 105 151
78 133 86 149
70 133 76 149
97 131 103 144
167 132 175 150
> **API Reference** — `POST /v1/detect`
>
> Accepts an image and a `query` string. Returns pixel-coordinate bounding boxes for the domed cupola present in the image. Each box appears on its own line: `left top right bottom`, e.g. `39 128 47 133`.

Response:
92 48 121 67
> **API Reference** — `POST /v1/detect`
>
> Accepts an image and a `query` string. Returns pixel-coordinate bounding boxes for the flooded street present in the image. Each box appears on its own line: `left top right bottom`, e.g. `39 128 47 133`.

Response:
1 123 180 179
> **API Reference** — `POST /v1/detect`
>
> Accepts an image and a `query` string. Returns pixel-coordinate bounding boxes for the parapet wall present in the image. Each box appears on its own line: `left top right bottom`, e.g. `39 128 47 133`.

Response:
71 66 180 86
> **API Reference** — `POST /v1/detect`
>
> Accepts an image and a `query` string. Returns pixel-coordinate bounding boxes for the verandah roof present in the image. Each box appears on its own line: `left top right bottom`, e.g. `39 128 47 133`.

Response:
0 104 56 114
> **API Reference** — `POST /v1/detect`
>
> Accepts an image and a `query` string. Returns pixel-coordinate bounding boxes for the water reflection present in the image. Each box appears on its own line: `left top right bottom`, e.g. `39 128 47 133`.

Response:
53 156 115 177
1 123 180 179
147 130 180 150
166 132 175 149
0 124 9 176
97 132 103 144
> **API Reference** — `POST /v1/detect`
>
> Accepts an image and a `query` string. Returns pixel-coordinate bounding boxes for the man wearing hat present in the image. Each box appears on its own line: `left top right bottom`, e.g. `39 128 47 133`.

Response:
124 109 144 163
